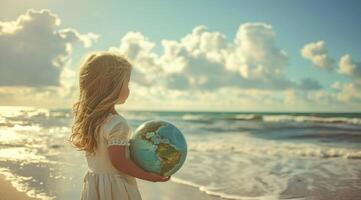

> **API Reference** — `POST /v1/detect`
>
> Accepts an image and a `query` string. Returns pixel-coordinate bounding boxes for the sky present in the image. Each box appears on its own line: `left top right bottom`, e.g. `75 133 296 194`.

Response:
0 0 361 112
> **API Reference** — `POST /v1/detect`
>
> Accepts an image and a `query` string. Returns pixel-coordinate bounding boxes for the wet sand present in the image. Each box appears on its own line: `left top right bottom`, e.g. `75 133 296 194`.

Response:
0 174 40 200
0 172 223 200
138 178 224 200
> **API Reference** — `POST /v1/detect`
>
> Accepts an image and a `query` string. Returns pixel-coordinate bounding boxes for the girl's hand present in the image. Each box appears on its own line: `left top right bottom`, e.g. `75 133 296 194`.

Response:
147 172 171 182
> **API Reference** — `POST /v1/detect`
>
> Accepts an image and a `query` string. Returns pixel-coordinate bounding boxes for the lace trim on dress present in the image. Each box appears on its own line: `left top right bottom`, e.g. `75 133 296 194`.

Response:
107 138 130 146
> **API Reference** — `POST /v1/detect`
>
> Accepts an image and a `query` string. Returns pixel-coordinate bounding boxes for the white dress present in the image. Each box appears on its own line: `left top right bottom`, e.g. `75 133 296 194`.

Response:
81 113 142 200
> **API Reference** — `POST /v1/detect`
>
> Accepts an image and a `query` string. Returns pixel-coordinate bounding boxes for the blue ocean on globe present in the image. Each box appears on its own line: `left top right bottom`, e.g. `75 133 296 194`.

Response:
129 120 187 176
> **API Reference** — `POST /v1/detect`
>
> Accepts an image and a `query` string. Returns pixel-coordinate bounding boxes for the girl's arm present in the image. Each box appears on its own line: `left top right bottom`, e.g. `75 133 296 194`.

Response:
108 146 170 182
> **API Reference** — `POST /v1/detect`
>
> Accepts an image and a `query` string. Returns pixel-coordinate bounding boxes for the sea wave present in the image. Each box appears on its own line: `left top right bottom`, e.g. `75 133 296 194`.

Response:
1 106 361 200
170 176 272 200
262 115 361 125
187 137 361 160
181 114 214 123
182 113 361 125
225 114 264 121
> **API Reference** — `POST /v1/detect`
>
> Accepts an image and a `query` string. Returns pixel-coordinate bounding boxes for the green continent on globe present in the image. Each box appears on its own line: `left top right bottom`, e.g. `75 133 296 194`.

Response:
156 143 181 174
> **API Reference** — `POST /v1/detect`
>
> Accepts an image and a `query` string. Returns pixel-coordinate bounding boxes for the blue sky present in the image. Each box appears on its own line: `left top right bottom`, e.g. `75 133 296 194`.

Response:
0 0 361 111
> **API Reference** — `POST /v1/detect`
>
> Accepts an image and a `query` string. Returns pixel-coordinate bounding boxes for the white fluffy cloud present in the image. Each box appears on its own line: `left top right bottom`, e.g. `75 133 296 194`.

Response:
301 41 361 85
2 9 358 110
338 54 361 84
111 23 321 91
0 9 98 87
300 40 361 106
301 40 336 70
225 23 288 80
109 32 164 87
0 9 98 107
331 81 361 103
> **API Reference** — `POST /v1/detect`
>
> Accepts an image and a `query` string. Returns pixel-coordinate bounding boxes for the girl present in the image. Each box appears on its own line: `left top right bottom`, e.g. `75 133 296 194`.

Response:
69 51 170 200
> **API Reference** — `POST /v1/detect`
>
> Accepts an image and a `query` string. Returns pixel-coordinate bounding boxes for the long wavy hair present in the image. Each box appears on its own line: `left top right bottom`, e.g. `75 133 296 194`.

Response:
68 51 132 155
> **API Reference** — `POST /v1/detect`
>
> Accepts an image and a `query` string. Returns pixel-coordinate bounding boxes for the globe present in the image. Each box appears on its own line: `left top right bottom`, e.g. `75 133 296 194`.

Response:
129 120 187 176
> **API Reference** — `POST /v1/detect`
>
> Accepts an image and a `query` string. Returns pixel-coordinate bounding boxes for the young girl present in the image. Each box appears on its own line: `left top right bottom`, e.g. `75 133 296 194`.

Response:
69 51 170 200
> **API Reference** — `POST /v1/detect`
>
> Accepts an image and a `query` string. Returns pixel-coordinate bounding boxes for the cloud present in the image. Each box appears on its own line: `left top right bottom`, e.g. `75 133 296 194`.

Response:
125 81 341 112
300 40 361 105
125 82 288 111
0 9 99 108
282 88 337 107
298 77 323 90
338 54 361 84
2 10 346 110
225 23 288 80
109 32 164 87
301 40 361 86
111 23 320 91
331 81 361 103
0 9 98 87
0 84 79 108
301 40 336 70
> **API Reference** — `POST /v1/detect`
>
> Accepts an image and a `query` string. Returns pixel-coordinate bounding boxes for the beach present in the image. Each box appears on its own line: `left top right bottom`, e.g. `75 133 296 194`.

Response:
2 171 360 200
0 174 39 200
139 179 222 200
0 106 361 199
0 171 222 200
0 174 222 200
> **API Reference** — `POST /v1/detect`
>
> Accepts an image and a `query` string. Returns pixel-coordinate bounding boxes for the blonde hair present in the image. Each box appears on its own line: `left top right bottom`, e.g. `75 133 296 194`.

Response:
68 51 132 155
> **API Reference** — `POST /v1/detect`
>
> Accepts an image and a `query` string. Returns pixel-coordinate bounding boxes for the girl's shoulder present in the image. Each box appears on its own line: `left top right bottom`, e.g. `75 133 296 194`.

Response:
102 113 129 135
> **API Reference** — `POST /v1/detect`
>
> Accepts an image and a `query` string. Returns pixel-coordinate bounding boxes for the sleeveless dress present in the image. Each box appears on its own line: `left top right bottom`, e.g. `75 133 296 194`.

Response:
81 113 143 200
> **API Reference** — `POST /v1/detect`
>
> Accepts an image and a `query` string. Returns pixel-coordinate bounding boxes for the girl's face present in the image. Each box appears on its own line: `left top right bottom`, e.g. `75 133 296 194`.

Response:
116 74 130 104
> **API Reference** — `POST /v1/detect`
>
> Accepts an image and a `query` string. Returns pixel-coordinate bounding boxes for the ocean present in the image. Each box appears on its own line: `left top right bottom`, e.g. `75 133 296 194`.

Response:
0 106 360 200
